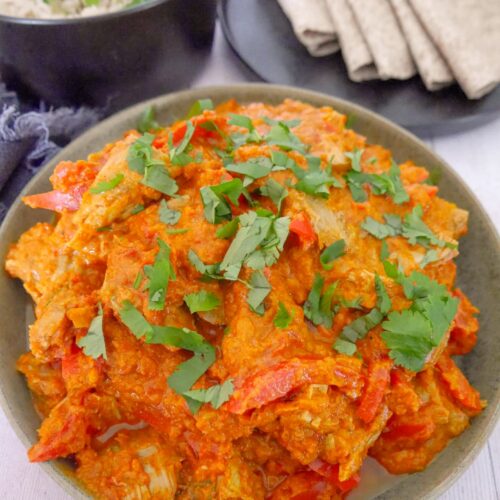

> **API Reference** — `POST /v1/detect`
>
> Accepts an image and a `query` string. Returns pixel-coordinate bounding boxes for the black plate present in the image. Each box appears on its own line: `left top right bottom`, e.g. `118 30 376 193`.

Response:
219 0 500 135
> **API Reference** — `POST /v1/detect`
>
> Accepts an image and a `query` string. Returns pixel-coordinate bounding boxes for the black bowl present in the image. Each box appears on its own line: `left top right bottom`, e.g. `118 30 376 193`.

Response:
0 0 216 113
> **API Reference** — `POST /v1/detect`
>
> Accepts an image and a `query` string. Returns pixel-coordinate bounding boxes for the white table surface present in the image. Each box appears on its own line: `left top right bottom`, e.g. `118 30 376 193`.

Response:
0 23 499 500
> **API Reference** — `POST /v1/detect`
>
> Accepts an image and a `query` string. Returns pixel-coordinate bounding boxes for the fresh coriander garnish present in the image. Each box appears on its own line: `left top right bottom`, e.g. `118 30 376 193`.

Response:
320 239 346 270
76 304 107 360
158 199 181 225
380 240 390 260
225 157 273 186
89 173 124 194
362 214 402 239
262 116 301 128
420 249 440 268
133 270 144 289
182 379 234 411
345 147 363 172
200 178 247 224
380 265 459 371
184 290 221 313
247 270 271 315
375 275 392 314
166 228 189 235
137 105 160 134
187 98 214 118
402 205 452 248
169 121 196 166
131 204 145 215
274 302 293 328
128 133 155 174
333 308 384 355
265 121 308 154
144 239 176 311
119 300 153 339
259 178 288 212
141 161 178 195
216 217 239 239
219 211 290 279
303 274 338 328
228 113 262 145
188 250 226 281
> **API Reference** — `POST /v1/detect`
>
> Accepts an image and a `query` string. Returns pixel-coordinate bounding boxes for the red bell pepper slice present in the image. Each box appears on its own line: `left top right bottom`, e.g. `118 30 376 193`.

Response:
436 355 483 412
289 214 316 246
356 359 392 424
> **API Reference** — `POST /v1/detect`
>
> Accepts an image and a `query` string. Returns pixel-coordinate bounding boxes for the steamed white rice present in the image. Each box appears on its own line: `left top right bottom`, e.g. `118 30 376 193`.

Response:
0 0 148 19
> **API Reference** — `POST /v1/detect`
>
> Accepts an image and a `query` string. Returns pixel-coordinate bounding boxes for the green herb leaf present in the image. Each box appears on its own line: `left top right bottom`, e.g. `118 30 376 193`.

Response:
188 250 225 281
145 239 176 311
304 274 338 328
141 161 178 195
361 214 402 239
76 304 107 360
159 199 181 225
320 239 346 270
265 121 307 153
200 178 246 224
247 270 271 315
127 133 155 174
380 240 390 261
119 300 153 339
259 178 288 212
274 302 293 328
187 98 214 118
216 217 240 239
169 121 196 166
225 157 273 186
184 290 221 313
89 173 124 194
345 148 363 172
420 249 440 269
131 204 145 215
228 114 262 145
402 205 449 248
333 308 383 354
137 105 160 134
375 275 392 315
183 379 234 410
289 155 342 198
166 228 189 235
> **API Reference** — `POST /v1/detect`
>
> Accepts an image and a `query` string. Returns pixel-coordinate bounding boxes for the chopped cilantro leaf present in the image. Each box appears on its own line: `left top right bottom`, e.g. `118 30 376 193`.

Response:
259 178 288 212
345 114 356 129
159 199 181 225
127 133 155 174
333 308 383 354
182 379 234 411
361 215 402 239
141 160 178 195
274 302 293 328
320 239 346 270
188 250 226 281
380 240 390 260
263 116 301 128
225 156 273 186
228 114 262 145
169 120 196 166
265 121 308 153
200 178 246 224
345 170 370 202
145 239 176 311
131 204 145 215
187 98 214 118
345 147 363 172
402 205 450 248
375 275 392 314
184 290 221 313
420 249 440 268
220 211 290 278
166 228 189 235
89 173 124 194
216 217 239 239
137 105 160 133
291 155 342 198
247 270 271 315
133 270 144 289
119 300 153 339
304 274 338 328
76 304 107 360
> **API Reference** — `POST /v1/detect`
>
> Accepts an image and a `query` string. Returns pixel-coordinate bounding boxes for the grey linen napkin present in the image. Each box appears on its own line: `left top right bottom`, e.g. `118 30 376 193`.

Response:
0 84 100 222
390 0 454 91
277 0 339 56
409 0 500 99
325 0 378 81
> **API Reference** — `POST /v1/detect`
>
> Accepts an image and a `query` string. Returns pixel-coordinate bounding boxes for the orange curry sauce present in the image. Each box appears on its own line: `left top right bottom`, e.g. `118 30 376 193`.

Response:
6 99 484 499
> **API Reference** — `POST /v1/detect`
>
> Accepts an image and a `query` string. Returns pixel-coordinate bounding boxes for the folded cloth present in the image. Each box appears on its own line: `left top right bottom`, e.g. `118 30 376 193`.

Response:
390 0 454 91
326 0 378 81
347 0 416 80
410 0 500 99
277 0 339 56
0 84 100 222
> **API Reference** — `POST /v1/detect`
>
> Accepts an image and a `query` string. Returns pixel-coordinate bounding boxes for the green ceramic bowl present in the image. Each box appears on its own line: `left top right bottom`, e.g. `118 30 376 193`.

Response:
0 84 498 499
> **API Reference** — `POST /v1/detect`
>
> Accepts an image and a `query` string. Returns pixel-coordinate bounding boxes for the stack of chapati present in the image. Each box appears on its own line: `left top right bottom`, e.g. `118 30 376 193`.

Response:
277 0 500 99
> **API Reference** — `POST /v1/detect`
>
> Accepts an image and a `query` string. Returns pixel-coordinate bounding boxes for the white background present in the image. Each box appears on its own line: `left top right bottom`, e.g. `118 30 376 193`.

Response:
0 23 499 500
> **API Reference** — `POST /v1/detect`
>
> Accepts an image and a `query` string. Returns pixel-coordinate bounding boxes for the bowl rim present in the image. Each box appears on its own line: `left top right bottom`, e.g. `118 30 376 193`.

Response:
0 83 498 499
0 0 168 25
